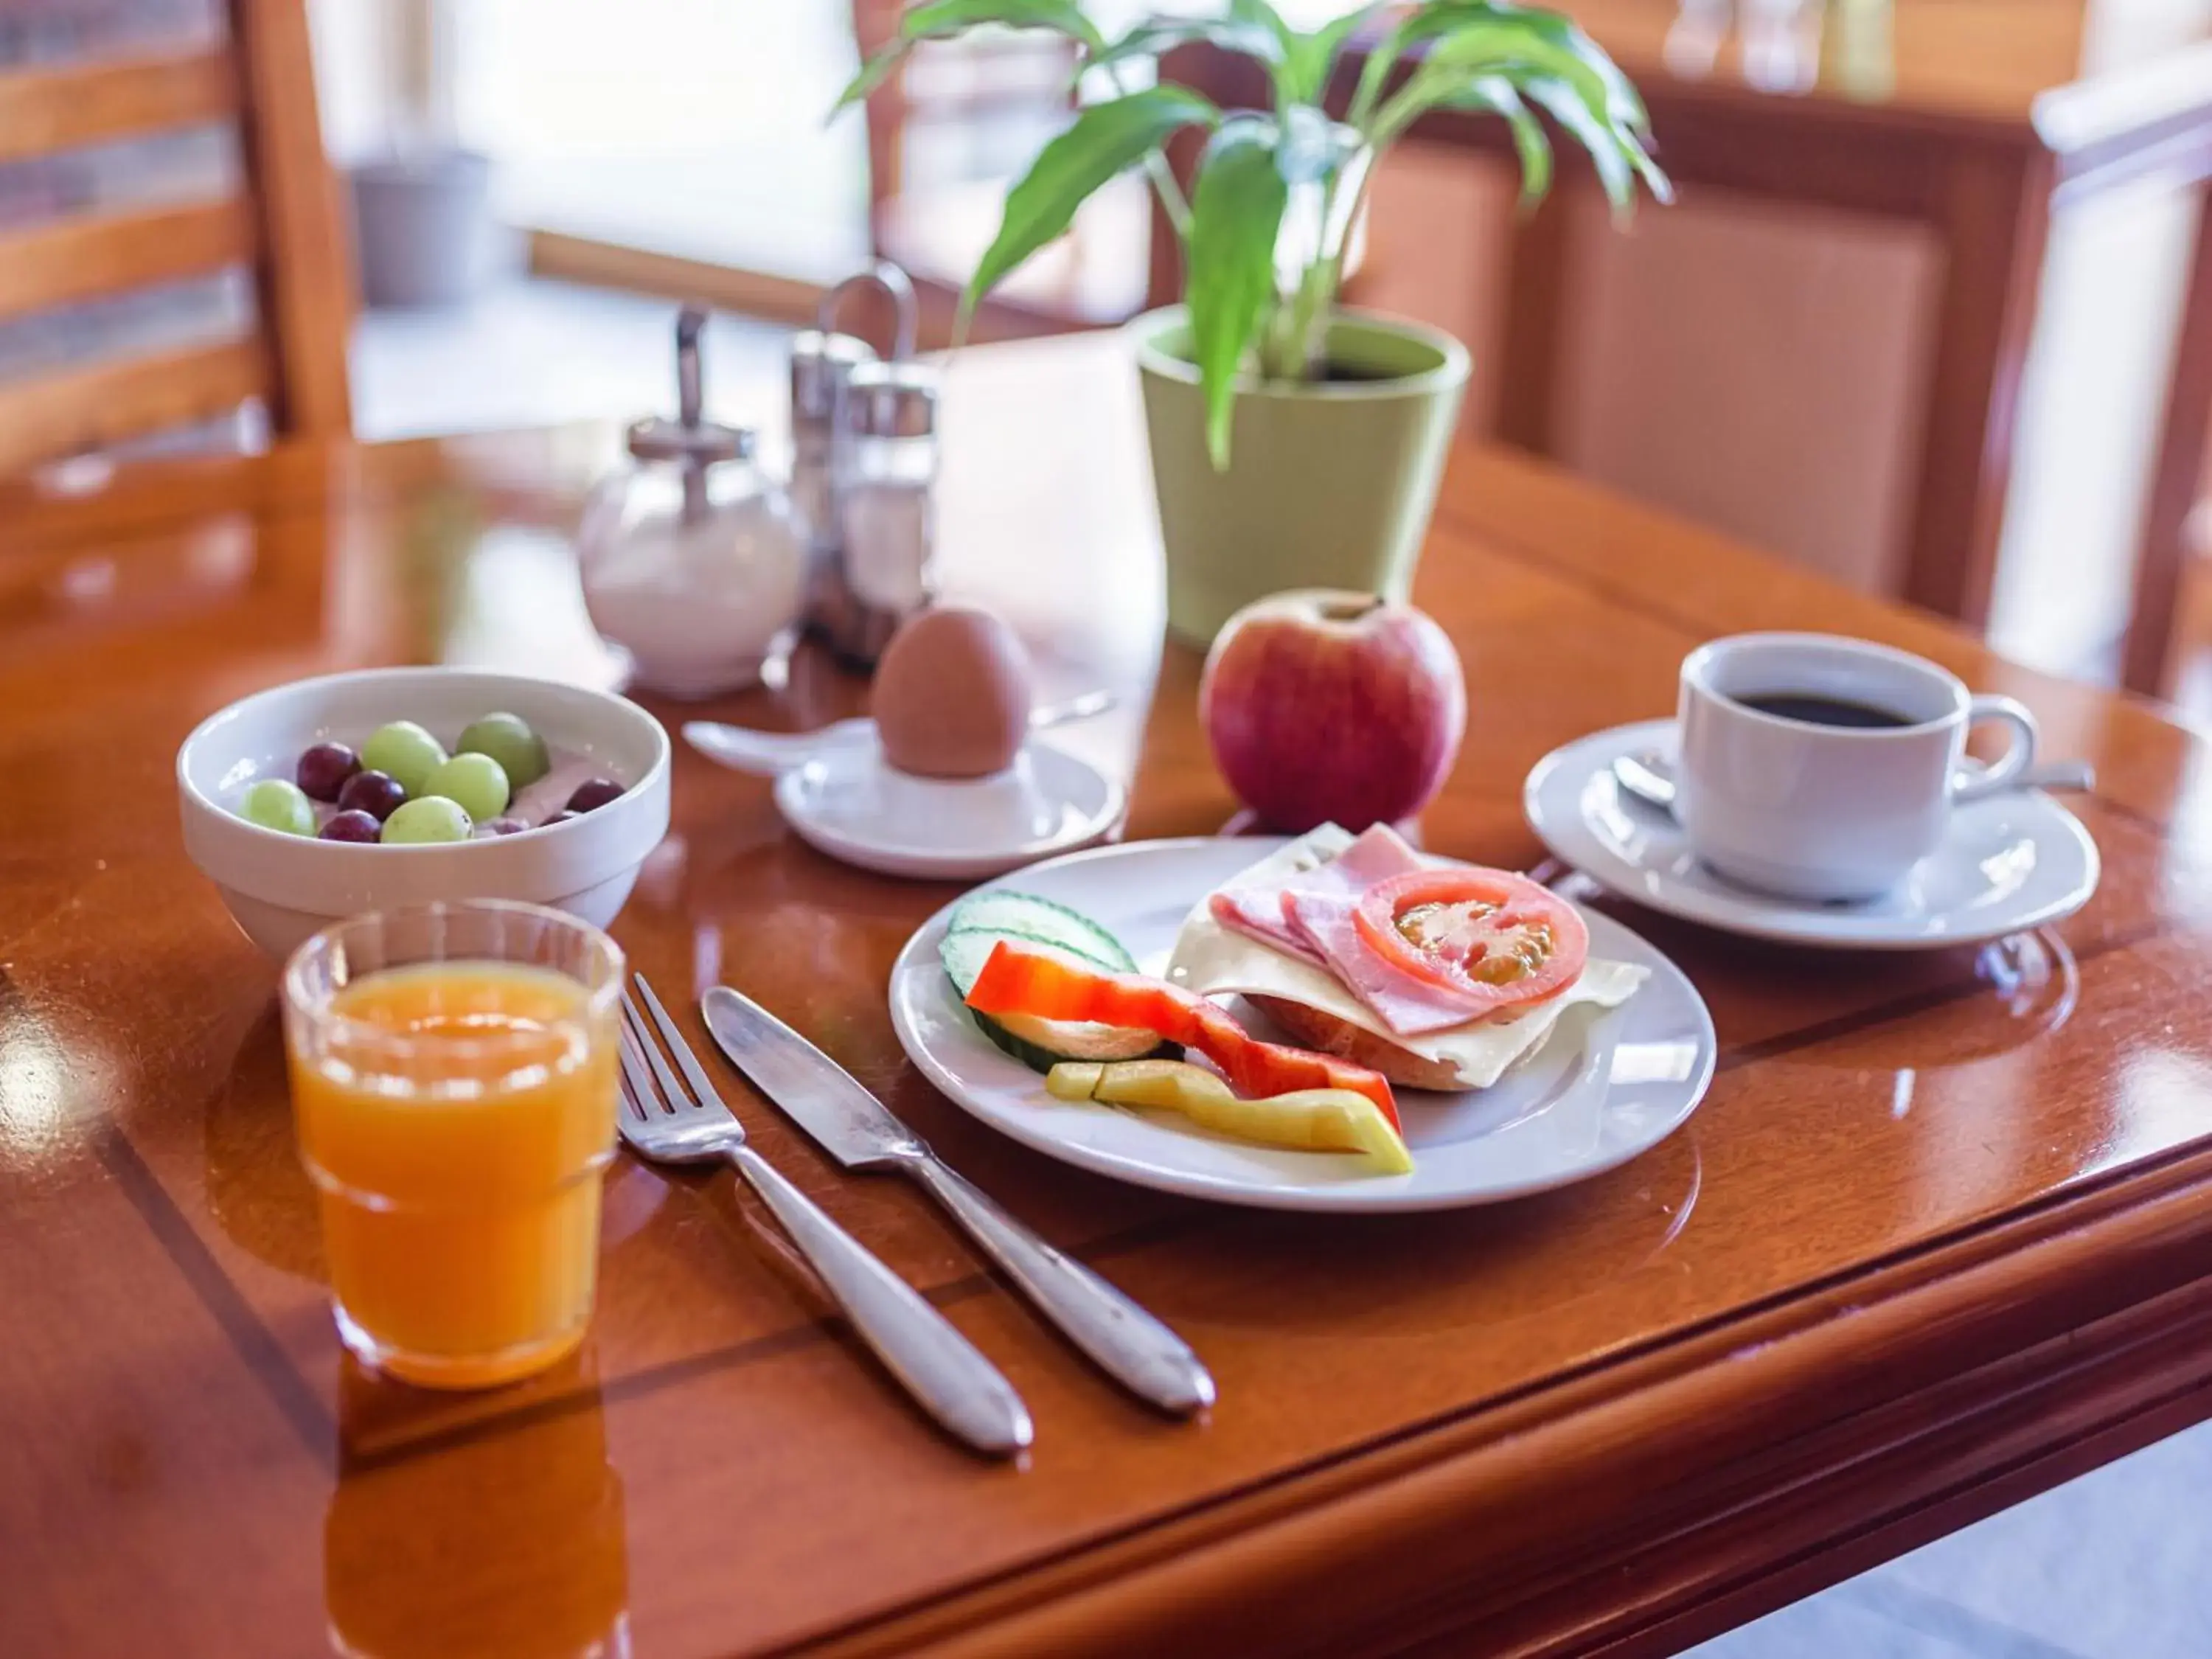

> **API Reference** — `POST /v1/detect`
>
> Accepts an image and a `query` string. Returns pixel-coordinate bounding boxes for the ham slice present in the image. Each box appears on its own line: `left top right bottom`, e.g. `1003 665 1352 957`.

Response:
1281 888 1495 1035
1207 823 1425 964
1208 824 1491 1034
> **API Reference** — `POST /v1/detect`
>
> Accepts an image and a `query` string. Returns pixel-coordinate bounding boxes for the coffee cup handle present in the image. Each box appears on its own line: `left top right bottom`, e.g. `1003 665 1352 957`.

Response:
1952 695 2039 803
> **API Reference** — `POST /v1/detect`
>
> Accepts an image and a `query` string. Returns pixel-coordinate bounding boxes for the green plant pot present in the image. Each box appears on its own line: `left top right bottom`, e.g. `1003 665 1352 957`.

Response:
1133 305 1471 644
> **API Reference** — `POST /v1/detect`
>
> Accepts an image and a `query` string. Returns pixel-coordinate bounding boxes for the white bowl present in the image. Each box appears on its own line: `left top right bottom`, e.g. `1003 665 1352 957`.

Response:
178 667 672 957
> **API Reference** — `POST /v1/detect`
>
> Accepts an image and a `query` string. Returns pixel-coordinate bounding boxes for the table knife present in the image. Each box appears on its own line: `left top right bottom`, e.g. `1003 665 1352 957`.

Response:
702 986 1215 1416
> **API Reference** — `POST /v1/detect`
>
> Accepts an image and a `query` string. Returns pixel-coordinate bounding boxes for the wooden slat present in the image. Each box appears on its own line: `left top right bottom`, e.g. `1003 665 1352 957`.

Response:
0 199 257 323
0 51 236 164
527 229 829 329
0 339 268 473
228 0 352 437
525 229 1083 348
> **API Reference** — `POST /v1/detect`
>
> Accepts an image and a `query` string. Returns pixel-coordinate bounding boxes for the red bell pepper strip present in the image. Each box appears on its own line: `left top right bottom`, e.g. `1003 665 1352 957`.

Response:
963 940 1402 1131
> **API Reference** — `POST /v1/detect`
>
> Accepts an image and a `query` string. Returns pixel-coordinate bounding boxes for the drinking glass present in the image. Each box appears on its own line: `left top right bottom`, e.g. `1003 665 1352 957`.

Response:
282 901 624 1389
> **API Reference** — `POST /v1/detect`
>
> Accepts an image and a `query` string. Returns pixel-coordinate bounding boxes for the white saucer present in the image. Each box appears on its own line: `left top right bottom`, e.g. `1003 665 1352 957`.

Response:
774 734 1125 880
888 837 1715 1213
1524 719 2100 950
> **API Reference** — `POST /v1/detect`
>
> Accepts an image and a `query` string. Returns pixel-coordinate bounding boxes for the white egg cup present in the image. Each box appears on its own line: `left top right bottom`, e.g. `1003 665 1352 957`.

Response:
771 732 1124 880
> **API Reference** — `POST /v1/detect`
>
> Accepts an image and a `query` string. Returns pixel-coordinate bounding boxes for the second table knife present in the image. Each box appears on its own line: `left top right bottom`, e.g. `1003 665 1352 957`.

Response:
702 985 1215 1416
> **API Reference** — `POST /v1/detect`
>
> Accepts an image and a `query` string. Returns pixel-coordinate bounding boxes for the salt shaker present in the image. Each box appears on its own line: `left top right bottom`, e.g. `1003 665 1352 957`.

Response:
829 358 941 669
577 307 807 698
795 263 917 641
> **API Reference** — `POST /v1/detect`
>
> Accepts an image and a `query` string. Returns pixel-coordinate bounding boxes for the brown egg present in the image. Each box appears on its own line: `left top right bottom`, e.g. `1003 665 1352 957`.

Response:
873 605 1034 779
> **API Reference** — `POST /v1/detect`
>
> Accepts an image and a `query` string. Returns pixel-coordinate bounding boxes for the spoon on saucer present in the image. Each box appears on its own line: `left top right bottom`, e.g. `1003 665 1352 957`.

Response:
1612 748 2096 813
686 690 1117 778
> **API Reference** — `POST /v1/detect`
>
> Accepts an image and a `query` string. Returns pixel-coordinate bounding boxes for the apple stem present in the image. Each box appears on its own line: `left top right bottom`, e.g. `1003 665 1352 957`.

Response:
1322 595 1387 623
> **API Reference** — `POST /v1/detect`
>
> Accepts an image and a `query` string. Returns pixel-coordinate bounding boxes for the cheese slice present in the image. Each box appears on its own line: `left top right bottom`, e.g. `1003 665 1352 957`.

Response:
1166 830 1647 1091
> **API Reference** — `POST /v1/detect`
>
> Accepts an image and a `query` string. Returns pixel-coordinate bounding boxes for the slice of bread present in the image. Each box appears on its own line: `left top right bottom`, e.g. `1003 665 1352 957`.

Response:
1248 995 1469 1091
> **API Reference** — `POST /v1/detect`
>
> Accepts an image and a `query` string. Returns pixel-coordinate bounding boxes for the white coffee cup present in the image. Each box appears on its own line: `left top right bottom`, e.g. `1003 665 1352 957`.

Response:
1675 633 2038 901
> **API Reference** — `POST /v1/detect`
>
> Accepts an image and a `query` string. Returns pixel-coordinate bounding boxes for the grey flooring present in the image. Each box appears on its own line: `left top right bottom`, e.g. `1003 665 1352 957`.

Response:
352 278 2212 1659
1693 1416 2212 1658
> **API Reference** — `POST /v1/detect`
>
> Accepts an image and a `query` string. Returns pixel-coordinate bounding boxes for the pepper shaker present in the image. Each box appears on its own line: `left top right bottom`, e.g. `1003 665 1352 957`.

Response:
577 307 807 698
796 262 917 644
829 358 941 669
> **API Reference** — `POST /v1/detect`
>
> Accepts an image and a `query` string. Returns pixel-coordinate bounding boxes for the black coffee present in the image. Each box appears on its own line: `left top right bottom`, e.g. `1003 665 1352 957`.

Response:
1733 692 1915 729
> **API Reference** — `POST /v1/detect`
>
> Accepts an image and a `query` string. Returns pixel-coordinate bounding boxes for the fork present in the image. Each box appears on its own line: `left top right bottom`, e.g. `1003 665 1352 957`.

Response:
616 978 1033 1457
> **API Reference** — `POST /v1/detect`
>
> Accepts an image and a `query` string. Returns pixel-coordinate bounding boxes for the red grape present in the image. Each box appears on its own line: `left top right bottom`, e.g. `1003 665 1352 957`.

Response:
319 810 382 844
566 777 625 813
539 810 580 828
481 816 529 836
297 742 361 802
337 769 406 821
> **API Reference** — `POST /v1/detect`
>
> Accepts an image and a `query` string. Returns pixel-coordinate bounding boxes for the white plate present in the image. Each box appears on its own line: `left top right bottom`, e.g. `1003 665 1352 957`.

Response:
888 837 1716 1214
1525 719 2101 950
775 735 1126 880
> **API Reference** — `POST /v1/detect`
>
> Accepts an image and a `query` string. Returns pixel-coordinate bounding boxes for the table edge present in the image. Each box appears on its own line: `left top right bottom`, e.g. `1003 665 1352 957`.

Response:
801 1138 2212 1658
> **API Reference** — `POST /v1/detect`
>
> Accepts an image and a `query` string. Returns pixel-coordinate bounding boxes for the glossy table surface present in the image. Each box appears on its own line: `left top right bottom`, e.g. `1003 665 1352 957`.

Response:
9 333 2212 1658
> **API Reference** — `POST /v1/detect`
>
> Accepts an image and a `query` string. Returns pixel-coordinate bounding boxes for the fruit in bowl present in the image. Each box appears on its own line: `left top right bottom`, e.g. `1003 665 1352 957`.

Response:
1199 590 1466 833
178 668 671 956
226 709 630 846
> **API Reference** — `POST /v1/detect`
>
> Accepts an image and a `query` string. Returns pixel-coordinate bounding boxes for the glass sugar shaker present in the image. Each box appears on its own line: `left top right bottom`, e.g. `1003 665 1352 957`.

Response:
794 262 916 643
577 306 807 699
829 358 941 669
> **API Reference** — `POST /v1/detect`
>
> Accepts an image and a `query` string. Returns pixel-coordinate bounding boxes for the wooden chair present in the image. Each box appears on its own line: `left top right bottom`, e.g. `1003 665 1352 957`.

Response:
0 0 352 474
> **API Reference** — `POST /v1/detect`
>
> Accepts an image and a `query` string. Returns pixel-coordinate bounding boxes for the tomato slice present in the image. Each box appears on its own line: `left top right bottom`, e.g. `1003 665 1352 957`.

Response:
1352 868 1587 1012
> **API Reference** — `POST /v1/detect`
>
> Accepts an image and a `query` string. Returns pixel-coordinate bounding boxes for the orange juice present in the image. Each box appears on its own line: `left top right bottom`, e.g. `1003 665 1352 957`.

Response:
288 959 619 1389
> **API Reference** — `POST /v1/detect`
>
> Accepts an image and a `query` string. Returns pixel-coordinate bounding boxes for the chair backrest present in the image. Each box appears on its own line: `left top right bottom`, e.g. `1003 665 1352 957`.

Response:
0 0 352 474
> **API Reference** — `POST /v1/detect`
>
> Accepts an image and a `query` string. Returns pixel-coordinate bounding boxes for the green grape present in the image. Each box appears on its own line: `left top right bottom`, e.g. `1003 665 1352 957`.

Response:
456 712 550 788
380 796 473 844
240 778 316 836
361 720 448 796
422 752 511 821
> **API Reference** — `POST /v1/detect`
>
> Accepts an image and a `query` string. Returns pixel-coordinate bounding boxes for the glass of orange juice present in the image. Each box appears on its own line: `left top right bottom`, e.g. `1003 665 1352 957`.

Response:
282 900 625 1389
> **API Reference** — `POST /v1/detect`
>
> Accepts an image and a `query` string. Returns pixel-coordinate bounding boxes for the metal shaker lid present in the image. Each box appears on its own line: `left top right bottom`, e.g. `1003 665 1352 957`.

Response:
838 361 939 439
790 329 877 422
630 305 751 463
822 261 919 358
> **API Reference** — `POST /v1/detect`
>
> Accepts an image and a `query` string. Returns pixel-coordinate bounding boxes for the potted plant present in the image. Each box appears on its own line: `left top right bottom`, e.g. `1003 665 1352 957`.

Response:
837 1 1669 641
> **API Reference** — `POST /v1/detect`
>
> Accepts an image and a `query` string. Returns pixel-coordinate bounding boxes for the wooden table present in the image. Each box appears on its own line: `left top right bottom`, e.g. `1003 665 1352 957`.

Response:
8 333 2212 1658
1161 0 2212 671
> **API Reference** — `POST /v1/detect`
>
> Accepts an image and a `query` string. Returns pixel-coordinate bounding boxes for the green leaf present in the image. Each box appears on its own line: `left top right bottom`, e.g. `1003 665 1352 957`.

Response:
900 0 1103 48
835 44 907 114
832 0 1105 113
1354 2 1663 218
1519 74 1631 209
961 86 1220 326
1088 16 1283 80
1385 3 1649 132
1284 4 1384 105
1230 0 1302 102
1185 116 1289 470
1447 76 1551 206
1228 0 1294 41
1382 24 1602 137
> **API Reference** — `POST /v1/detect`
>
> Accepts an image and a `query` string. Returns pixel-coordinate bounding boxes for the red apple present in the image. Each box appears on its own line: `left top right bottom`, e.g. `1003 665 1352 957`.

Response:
1200 589 1467 832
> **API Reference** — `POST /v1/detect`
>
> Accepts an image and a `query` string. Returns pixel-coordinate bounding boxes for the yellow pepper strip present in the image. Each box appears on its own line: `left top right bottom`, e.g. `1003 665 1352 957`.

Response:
1046 1060 1414 1175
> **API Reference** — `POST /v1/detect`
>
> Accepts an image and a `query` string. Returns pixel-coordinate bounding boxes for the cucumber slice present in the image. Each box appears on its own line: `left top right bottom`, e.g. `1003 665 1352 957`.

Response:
945 891 1139 973
939 927 1173 1073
